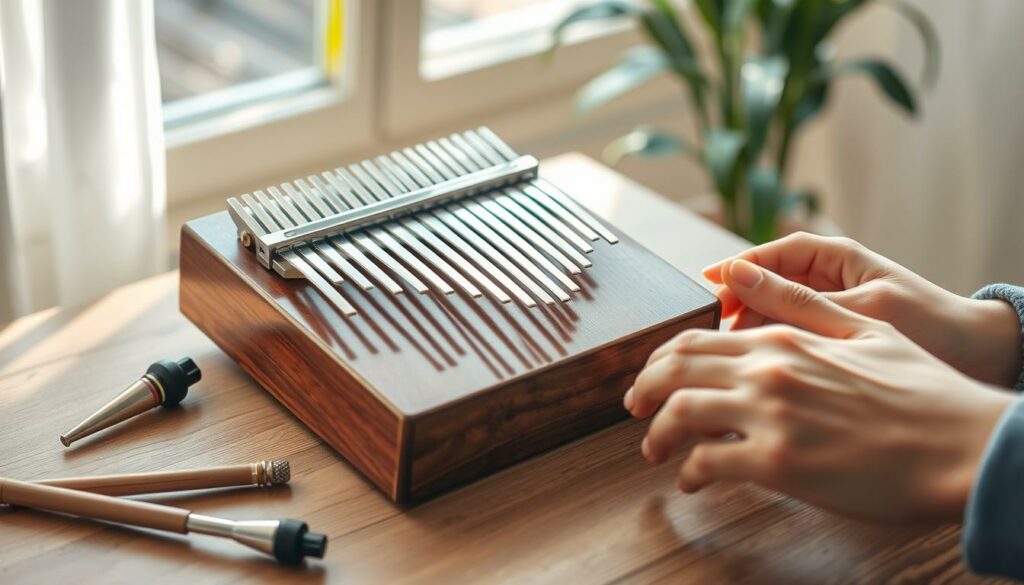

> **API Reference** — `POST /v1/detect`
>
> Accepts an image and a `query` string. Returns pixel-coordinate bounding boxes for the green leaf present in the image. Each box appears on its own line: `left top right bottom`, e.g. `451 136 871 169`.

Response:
636 3 710 127
724 0 758 38
574 46 671 116
603 126 696 166
546 1 640 60
742 55 789 160
757 0 797 54
782 187 820 216
790 78 829 130
704 129 747 202
748 166 783 243
812 0 868 46
829 58 917 115
641 4 696 61
877 0 940 90
693 0 724 37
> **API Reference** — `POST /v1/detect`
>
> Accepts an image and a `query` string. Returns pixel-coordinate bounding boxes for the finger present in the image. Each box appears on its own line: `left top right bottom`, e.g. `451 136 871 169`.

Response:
703 232 870 291
715 285 743 319
644 390 749 464
630 354 737 418
729 306 773 331
677 440 760 493
645 328 748 368
722 259 872 339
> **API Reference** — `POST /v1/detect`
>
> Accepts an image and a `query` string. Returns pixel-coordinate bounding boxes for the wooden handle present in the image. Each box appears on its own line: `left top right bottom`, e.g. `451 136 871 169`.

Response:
36 464 254 496
0 477 190 534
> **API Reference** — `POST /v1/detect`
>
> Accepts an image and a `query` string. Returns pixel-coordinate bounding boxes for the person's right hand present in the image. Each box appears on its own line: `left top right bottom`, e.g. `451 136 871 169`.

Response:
703 232 1022 388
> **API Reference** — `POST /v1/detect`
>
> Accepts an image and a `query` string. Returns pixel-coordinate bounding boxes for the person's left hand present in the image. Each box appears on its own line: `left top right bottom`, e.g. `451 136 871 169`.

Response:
624 258 1016 523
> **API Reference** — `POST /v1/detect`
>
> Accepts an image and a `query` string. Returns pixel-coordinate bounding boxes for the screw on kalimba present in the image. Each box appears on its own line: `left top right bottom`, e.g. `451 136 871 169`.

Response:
60 357 201 447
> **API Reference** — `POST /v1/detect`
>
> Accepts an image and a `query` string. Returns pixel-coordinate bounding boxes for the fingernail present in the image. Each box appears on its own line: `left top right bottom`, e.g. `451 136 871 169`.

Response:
623 387 635 412
641 436 651 460
729 259 763 288
701 262 721 276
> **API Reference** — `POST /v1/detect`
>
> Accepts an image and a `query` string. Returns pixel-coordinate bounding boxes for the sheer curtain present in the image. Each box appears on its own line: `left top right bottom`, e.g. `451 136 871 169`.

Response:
0 0 165 319
793 0 1024 295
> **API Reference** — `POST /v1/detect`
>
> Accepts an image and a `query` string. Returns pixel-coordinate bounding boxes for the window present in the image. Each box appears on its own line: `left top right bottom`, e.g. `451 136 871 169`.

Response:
156 0 350 144
163 0 650 204
384 0 641 136
162 0 376 205
157 0 318 104
422 0 588 80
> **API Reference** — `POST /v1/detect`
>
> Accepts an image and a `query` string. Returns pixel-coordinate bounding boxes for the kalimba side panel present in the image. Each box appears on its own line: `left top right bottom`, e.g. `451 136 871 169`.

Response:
180 188 718 502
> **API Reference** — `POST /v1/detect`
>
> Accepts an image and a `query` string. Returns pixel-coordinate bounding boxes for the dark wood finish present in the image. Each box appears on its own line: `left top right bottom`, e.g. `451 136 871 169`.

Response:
179 167 720 502
0 154 1000 584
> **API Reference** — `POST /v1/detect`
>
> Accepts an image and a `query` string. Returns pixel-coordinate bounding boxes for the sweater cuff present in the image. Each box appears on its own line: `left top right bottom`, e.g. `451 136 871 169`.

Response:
972 284 1024 391
963 397 1024 578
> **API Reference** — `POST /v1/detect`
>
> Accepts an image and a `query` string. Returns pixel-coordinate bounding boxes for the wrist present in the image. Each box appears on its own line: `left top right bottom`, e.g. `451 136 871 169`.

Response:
935 385 1016 521
956 298 1022 388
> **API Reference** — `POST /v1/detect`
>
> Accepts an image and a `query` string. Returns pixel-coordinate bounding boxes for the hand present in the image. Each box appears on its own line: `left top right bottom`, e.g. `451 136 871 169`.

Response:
703 232 1022 388
625 259 1015 522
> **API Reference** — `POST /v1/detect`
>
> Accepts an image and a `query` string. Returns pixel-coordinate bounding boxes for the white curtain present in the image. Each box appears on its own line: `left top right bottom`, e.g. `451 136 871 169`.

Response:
0 0 165 319
792 0 1024 295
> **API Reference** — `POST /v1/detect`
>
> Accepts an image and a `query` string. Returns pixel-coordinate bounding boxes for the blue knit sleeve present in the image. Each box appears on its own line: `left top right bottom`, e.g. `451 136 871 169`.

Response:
963 398 1024 578
972 284 1024 391
962 284 1024 579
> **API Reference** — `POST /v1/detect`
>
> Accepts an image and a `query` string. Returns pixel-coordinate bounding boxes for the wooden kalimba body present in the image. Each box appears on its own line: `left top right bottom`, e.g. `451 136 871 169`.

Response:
179 129 719 503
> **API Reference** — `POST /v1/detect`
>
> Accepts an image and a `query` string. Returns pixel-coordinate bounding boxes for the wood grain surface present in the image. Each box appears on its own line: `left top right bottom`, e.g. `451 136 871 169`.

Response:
0 154 1004 584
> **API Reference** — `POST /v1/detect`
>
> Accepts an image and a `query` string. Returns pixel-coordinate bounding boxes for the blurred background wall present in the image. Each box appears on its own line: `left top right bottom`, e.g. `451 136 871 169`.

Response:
792 0 1024 295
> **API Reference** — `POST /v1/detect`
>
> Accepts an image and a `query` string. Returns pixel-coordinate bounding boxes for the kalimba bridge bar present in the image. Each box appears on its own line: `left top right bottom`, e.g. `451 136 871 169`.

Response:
179 129 720 502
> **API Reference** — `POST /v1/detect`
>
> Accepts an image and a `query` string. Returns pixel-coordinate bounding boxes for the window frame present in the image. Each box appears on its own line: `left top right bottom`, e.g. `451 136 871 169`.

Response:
165 0 376 205
380 0 646 138
164 0 655 205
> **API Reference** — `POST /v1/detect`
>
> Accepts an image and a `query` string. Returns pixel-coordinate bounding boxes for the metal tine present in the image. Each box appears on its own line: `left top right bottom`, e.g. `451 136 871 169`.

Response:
319 169 464 297
420 142 561 304
535 177 619 244
297 177 403 295
405 146 541 306
460 129 593 260
305 175 406 295
329 165 431 295
228 196 269 237
321 172 370 211
240 193 356 315
335 167 378 204
348 159 452 295
294 177 385 288
274 184 375 291
372 156 484 298
475 126 519 161
443 135 582 286
522 183 600 242
450 133 586 274
473 128 611 243
280 250 358 316
479 197 583 274
365 158 476 297
329 166 431 293
391 150 519 305
430 140 574 300
503 190 594 255
250 191 345 287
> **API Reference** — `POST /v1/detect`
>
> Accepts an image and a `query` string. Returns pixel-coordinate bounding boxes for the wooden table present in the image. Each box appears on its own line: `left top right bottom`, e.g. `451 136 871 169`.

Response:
0 155 995 584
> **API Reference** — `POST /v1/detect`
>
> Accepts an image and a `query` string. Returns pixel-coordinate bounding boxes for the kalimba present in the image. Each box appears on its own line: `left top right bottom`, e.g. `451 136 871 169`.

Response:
179 128 719 503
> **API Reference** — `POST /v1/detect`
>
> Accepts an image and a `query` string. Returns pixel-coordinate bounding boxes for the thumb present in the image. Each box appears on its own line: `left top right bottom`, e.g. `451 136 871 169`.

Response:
721 259 872 338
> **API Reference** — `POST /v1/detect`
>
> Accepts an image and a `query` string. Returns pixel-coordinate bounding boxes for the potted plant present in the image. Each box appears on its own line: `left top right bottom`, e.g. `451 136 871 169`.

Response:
548 0 939 243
